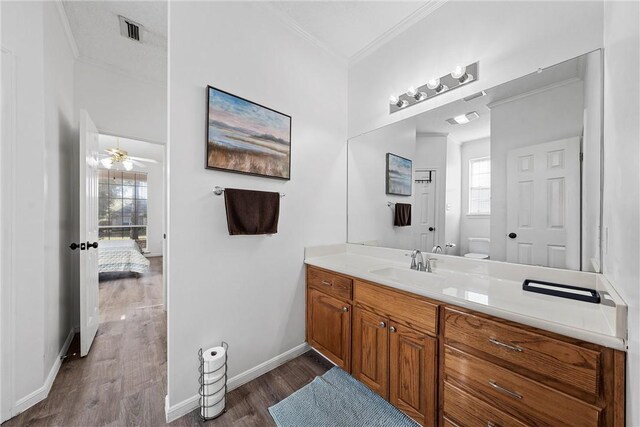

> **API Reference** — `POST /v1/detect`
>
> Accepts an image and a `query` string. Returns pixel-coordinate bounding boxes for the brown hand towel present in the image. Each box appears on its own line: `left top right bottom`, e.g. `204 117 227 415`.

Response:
223 188 280 235
394 203 411 227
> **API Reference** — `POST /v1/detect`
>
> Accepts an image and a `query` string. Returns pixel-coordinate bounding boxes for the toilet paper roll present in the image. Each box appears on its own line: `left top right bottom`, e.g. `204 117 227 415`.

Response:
202 346 226 380
202 374 225 398
200 386 225 408
200 396 225 419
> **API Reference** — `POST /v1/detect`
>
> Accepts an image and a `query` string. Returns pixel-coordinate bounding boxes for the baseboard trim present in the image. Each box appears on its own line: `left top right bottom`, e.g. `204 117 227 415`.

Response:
13 328 75 415
165 342 310 423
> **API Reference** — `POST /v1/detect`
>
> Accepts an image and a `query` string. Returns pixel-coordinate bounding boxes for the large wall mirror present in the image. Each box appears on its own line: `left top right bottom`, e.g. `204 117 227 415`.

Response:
348 50 603 272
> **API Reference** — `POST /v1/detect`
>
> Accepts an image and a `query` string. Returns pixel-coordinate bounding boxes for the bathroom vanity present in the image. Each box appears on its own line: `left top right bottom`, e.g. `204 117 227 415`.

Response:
304 244 626 427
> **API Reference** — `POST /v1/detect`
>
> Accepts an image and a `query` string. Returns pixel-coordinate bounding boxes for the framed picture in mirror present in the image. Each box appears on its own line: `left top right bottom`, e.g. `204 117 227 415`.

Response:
385 153 412 196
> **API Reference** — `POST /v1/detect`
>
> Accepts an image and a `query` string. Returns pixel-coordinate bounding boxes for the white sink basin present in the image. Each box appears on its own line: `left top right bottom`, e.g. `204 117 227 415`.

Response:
368 267 443 286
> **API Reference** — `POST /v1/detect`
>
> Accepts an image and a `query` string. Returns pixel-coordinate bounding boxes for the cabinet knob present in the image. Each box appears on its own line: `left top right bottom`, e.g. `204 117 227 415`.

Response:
379 321 386 328
389 326 396 333
342 306 349 312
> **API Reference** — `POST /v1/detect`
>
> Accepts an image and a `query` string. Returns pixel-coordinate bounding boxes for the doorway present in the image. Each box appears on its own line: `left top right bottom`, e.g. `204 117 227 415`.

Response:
414 170 437 252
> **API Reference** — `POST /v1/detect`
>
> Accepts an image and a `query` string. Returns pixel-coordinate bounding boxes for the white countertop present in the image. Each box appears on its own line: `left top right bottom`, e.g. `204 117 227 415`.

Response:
304 244 627 351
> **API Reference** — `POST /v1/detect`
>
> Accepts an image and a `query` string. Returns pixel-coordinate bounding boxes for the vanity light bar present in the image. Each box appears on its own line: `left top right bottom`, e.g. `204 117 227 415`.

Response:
388 62 479 114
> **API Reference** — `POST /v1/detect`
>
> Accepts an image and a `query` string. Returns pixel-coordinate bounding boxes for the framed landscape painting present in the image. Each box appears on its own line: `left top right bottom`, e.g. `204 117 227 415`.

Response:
386 153 412 196
207 86 291 180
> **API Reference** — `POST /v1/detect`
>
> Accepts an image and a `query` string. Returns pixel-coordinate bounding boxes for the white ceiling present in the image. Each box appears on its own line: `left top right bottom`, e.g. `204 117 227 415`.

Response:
62 1 167 84
266 1 430 60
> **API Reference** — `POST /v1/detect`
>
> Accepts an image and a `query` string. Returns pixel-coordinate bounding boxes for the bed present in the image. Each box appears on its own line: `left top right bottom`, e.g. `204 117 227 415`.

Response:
98 240 150 274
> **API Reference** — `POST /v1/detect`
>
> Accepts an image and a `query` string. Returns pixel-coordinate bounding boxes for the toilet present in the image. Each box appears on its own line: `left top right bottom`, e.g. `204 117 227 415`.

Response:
464 237 490 259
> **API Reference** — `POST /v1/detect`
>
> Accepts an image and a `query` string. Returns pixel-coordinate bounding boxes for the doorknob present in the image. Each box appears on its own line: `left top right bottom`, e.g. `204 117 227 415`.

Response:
69 243 80 250
428 227 435 231
86 241 99 249
508 232 517 239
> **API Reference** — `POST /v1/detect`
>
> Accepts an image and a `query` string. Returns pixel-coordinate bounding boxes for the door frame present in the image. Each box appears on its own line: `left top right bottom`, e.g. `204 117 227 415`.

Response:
414 169 440 250
95 130 167 311
0 46 16 423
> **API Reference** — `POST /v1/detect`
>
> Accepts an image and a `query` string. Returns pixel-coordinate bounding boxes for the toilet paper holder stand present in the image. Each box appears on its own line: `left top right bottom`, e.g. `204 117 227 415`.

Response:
198 341 228 421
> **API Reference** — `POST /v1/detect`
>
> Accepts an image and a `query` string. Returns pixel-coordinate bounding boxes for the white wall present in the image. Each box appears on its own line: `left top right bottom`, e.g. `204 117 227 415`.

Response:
348 1 604 138
347 120 416 248
0 1 76 420
602 2 640 425
444 138 461 255
581 50 602 272
75 60 167 144
167 1 347 413
42 0 77 383
489 80 584 262
460 138 491 256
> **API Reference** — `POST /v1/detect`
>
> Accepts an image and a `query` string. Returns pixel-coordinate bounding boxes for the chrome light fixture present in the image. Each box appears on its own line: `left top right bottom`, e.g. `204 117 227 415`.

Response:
389 95 408 109
451 65 474 84
389 61 479 114
406 86 427 101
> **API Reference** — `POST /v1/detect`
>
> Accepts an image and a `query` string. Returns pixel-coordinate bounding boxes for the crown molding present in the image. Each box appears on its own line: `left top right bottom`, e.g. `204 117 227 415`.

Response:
258 2 347 65
75 55 167 88
486 76 581 109
349 0 450 66
55 1 80 59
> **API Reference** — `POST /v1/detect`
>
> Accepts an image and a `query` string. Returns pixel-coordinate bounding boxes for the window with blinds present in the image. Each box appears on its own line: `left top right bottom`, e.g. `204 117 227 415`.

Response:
469 157 491 215
98 169 148 251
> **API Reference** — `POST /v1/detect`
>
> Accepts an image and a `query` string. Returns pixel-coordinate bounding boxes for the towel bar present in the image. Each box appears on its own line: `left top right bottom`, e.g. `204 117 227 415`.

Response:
213 186 285 197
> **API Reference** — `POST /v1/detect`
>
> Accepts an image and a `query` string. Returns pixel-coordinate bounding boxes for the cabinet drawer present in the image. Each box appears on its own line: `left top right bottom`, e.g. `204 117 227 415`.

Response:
443 381 527 427
354 281 438 335
444 346 601 427
443 307 600 396
307 266 353 301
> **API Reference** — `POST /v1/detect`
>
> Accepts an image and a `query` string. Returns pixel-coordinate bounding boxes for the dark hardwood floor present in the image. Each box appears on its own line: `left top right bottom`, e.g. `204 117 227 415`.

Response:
2 257 332 427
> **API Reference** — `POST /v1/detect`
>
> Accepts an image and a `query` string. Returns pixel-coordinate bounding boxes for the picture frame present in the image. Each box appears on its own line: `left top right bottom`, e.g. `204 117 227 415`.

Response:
385 153 412 196
206 86 292 180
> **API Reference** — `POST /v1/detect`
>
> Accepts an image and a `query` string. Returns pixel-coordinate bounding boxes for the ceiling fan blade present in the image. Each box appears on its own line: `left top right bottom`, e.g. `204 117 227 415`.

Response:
130 159 148 168
128 156 159 164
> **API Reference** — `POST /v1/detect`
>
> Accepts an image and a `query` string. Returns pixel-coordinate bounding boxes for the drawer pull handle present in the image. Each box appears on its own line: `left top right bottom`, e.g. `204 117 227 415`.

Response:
489 337 523 352
321 280 333 286
487 423 498 427
488 380 523 400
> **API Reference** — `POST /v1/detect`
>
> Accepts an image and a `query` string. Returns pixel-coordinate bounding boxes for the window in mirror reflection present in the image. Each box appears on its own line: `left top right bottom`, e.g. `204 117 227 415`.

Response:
469 157 491 215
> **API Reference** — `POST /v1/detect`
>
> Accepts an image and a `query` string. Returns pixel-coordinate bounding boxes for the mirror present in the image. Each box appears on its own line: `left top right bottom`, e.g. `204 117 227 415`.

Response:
348 50 602 272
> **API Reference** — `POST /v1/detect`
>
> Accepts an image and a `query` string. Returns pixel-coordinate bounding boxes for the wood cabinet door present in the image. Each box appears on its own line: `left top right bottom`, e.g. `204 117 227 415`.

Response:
308 289 351 371
352 307 389 399
389 321 437 427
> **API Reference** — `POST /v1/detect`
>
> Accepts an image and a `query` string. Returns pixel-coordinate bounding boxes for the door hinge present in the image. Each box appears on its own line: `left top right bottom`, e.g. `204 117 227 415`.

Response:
579 152 584 162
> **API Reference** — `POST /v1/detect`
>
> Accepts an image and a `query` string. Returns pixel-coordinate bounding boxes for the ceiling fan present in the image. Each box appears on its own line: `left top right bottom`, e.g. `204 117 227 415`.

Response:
99 139 158 171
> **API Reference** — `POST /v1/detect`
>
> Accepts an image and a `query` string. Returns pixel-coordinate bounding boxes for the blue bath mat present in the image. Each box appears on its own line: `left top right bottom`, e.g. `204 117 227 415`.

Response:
268 367 419 427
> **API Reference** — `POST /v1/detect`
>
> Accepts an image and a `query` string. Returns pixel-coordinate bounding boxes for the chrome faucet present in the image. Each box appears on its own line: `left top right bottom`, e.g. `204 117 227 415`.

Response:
411 250 433 273
410 250 424 271
432 245 443 254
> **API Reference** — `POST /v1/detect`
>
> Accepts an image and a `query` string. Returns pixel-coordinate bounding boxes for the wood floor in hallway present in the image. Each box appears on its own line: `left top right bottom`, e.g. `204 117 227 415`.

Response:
2 256 332 427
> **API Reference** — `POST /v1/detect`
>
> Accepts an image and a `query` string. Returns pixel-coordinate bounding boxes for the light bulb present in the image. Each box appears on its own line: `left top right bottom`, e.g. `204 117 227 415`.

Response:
101 158 113 169
426 78 440 90
123 159 133 171
451 65 466 79
406 86 417 97
389 95 399 105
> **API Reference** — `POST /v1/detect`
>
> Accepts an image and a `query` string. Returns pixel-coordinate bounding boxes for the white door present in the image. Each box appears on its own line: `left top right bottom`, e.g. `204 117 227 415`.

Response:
79 110 100 356
414 170 437 252
506 138 581 269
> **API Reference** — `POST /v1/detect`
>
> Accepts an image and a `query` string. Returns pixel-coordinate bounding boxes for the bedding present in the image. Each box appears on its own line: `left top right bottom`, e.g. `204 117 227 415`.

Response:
98 240 150 274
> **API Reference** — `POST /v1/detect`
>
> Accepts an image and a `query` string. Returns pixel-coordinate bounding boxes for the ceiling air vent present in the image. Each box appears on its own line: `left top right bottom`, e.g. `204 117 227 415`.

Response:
119 15 143 42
